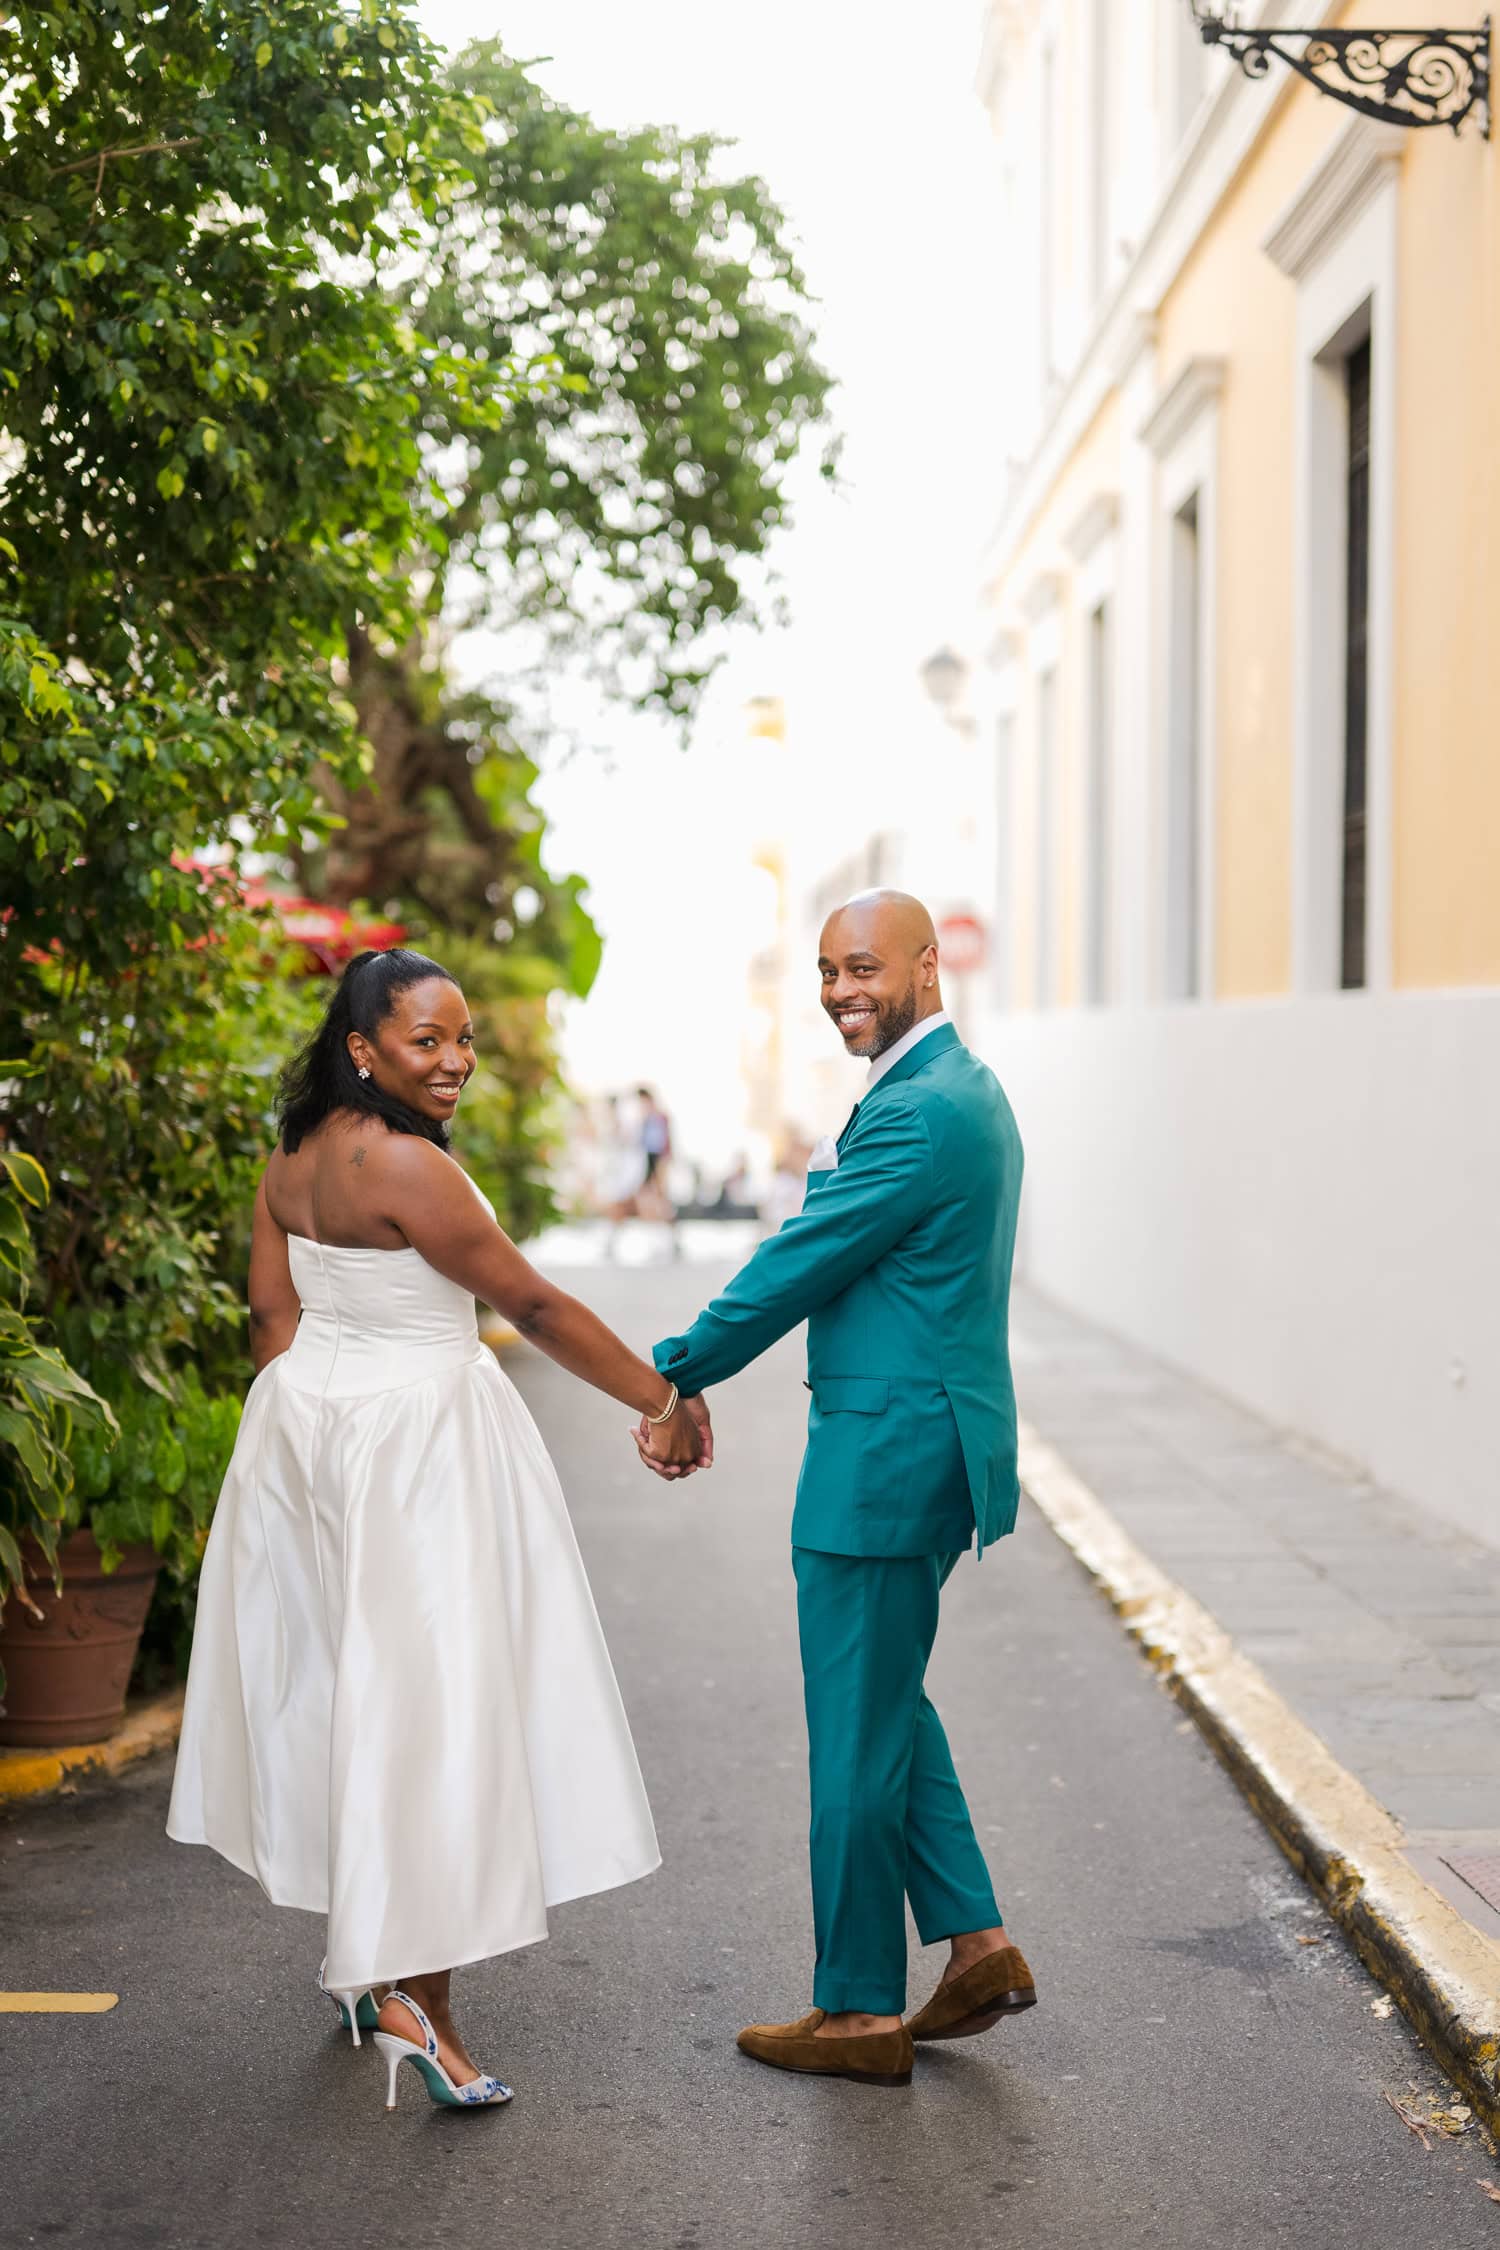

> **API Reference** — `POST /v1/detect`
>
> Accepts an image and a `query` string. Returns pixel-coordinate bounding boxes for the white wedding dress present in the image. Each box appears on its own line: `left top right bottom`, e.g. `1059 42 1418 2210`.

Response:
167 1211 660 1989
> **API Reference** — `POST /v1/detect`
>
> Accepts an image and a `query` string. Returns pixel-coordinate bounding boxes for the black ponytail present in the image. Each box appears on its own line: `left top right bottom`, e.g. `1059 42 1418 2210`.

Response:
277 948 461 1154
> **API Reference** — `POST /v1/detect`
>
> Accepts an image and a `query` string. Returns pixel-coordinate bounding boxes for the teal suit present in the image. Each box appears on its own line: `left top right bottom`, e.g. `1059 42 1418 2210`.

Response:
655 1022 1024 2011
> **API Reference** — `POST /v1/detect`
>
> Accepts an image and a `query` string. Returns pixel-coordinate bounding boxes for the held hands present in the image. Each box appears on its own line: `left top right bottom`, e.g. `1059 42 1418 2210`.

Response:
630 1391 713 1481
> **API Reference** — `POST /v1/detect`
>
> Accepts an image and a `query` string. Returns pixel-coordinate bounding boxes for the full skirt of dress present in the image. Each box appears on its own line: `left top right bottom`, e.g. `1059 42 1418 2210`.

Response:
168 1258 660 1990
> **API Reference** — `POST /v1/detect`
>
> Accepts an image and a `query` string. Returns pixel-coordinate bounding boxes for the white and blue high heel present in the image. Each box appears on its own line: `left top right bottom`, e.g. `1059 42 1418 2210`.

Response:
373 1990 513 2111
318 1957 380 2047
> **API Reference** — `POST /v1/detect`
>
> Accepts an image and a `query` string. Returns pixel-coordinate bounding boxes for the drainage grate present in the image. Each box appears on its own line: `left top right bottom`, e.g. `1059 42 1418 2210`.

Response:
1440 1852 1500 1916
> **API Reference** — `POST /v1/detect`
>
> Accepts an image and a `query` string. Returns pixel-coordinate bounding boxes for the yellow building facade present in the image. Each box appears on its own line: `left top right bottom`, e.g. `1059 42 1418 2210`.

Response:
972 0 1499 1546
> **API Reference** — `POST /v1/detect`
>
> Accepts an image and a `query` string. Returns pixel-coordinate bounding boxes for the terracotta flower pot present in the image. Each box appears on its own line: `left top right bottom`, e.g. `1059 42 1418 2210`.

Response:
0 1528 160 1748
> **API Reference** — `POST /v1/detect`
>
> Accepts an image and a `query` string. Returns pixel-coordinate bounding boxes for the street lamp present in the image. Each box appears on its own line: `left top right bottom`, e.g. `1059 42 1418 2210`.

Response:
1187 2 1491 137
919 646 969 716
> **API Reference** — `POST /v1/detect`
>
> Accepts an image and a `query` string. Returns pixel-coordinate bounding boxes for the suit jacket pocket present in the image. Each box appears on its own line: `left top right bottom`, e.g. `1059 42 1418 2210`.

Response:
812 1376 889 1415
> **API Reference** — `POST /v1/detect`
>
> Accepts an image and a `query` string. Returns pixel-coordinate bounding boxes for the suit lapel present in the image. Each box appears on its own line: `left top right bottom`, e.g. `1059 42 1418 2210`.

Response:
836 1023 963 1154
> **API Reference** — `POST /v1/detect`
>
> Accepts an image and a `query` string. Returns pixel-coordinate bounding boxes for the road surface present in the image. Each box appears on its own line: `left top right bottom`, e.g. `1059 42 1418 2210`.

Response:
3 1245 1495 2247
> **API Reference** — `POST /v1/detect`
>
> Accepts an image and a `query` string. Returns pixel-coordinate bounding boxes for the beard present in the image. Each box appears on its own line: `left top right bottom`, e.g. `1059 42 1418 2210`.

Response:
865 978 920 1061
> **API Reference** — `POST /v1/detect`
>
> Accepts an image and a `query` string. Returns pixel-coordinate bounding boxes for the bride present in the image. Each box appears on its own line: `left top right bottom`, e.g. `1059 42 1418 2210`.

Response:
168 948 709 2111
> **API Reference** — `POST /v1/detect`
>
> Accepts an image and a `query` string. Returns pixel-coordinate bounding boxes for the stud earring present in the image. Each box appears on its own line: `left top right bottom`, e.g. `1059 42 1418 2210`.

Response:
357 1066 371 1081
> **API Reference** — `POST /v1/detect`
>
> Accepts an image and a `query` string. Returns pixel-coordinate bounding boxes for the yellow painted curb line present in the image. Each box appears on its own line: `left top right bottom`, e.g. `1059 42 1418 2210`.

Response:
1019 1418 1500 2138
0 1994 118 2012
0 1687 184 1807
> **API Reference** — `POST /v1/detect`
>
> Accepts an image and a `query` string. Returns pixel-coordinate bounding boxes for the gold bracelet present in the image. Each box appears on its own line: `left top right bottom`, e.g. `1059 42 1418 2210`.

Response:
646 1382 679 1426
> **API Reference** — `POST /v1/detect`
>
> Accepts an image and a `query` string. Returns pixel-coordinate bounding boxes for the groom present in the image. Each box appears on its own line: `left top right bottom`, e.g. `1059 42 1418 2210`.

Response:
646 889 1034 2086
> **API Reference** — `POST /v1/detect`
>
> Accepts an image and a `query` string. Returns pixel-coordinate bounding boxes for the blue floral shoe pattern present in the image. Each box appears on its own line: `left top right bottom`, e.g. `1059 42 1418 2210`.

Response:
318 1956 380 2047
373 1989 513 2111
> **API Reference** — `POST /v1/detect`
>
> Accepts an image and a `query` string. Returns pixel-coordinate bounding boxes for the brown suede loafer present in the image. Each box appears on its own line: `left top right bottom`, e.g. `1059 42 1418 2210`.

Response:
736 2008 914 2086
905 1943 1037 2042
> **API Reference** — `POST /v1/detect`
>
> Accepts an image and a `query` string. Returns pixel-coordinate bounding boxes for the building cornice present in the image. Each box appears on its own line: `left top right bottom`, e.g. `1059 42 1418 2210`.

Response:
1263 117 1407 281
1139 357 1226 460
1020 568 1063 625
1063 491 1120 564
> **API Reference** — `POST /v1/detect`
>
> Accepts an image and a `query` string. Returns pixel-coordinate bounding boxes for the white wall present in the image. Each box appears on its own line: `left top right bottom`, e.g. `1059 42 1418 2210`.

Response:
985 991 1500 1551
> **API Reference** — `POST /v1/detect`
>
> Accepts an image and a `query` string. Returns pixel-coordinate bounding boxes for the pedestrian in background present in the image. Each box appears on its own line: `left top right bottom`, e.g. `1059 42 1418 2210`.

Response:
636 1084 683 1257
600 1091 649 1255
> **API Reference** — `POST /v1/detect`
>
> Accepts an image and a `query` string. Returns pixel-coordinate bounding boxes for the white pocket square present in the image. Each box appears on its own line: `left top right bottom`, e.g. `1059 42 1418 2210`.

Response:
807 1135 839 1173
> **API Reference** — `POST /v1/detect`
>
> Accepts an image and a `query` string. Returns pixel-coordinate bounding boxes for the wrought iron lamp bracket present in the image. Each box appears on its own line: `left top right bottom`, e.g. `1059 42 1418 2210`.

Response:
1188 4 1491 137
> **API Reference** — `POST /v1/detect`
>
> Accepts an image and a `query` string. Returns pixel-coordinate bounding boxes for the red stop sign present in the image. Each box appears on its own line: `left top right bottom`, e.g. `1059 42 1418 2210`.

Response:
937 913 986 975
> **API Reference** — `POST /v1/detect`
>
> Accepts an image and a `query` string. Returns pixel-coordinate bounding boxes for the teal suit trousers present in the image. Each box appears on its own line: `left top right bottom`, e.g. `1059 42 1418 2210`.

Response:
793 1547 1001 2015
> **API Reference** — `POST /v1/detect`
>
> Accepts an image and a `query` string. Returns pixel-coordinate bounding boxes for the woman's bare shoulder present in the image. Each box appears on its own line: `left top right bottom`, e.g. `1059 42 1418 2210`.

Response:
358 1126 466 1196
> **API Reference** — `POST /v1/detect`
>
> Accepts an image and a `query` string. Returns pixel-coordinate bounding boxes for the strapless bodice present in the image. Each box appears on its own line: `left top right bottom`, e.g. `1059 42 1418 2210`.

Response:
282 1237 482 1397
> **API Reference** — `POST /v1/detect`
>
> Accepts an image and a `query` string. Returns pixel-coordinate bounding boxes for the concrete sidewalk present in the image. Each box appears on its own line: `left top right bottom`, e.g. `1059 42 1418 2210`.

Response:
1012 1281 1500 2120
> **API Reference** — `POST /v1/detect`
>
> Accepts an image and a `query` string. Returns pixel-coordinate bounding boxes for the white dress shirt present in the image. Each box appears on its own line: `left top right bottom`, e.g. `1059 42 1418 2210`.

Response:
806 1010 953 1174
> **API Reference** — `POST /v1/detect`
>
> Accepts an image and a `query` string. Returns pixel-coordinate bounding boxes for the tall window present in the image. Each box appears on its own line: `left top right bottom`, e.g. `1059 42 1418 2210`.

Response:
1084 600 1113 1003
1341 338 1371 990
1166 495 1202 999
1036 669 1059 1007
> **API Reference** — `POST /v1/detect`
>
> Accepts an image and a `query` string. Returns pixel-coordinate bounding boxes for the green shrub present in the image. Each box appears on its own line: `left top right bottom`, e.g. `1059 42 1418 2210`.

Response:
68 1364 242 1684
69 1366 240 1579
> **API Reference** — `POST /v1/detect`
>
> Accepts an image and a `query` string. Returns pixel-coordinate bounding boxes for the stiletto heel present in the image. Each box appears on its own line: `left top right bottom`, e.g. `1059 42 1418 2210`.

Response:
372 1990 512 2111
318 1956 380 2047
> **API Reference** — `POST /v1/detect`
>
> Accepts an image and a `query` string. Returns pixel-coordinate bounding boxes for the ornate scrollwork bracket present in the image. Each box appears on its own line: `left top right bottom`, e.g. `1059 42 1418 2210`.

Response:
1188 4 1491 137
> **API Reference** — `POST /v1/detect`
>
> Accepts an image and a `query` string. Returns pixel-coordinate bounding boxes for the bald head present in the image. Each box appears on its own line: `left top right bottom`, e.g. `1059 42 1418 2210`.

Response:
824 889 936 958
818 890 943 1062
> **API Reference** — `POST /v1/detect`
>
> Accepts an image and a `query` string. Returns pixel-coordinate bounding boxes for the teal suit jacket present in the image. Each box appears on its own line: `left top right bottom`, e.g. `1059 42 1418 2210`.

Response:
653 1024 1024 1558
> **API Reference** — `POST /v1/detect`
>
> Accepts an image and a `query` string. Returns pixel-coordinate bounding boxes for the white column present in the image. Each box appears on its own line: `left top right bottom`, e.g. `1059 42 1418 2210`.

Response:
1113 313 1160 1005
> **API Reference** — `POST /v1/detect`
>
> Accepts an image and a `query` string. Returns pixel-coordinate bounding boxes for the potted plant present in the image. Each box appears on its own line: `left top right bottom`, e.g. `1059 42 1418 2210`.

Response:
69 1366 243 1698
0 1168 242 1745
0 1144 122 1744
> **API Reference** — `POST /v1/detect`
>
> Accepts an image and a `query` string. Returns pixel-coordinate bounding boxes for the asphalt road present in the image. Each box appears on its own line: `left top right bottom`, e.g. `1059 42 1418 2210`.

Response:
3 1244 1497 2249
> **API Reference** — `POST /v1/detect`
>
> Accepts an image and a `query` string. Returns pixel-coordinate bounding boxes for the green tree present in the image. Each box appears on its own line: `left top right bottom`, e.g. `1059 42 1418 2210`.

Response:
0 1 528 1614
313 39 833 932
0 9 831 1649
1 0 526 973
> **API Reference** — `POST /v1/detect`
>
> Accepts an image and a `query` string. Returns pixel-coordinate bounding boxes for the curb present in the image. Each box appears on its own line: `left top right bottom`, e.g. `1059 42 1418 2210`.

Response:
1019 1419 1500 2137
0 1687 184 1807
